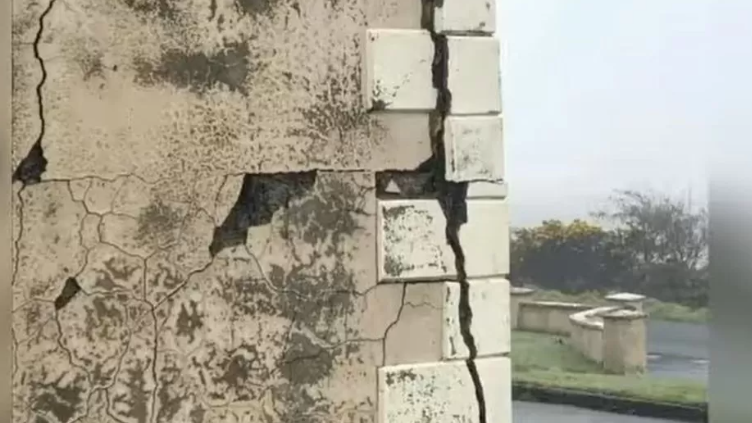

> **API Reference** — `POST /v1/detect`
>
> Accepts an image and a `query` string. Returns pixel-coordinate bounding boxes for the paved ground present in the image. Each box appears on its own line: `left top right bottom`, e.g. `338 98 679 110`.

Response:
647 320 708 382
648 320 708 360
513 401 685 422
647 353 708 381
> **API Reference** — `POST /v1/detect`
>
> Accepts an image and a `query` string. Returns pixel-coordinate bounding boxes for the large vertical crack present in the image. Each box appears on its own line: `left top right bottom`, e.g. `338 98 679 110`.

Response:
422 2 487 422
13 0 57 185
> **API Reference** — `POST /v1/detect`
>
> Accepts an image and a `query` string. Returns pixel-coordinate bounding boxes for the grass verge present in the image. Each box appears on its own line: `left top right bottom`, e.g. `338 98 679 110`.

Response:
511 331 707 406
526 289 709 324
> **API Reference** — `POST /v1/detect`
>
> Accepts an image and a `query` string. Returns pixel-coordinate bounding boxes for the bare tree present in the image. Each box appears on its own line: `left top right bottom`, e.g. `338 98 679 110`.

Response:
593 189 708 271
592 190 708 306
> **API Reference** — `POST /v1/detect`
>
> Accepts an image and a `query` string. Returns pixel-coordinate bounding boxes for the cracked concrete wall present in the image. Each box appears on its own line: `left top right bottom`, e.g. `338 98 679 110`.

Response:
11 0 510 422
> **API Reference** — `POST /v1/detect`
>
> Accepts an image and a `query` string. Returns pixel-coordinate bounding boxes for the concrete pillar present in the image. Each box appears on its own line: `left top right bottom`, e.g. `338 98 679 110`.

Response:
606 292 646 312
510 287 536 329
602 309 648 374
11 0 510 422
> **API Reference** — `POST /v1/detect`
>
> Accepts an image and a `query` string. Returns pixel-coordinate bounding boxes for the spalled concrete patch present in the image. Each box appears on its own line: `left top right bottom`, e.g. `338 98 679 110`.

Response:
208 172 316 257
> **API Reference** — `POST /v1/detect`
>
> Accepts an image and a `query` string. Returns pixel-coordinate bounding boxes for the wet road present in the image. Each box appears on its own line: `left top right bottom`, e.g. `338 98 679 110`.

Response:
647 320 708 382
513 401 683 422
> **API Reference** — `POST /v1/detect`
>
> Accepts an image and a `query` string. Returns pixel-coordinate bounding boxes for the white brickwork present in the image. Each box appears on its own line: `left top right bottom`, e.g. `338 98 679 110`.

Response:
377 199 454 282
445 115 505 182
444 278 511 359
383 278 511 364
447 36 502 115
378 358 511 423
377 199 510 282
466 181 508 199
434 0 497 34
366 1 510 421
460 199 511 278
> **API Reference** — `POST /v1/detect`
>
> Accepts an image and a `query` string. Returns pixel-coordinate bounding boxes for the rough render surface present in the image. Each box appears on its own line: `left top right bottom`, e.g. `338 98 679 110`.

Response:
11 0 433 181
12 0 511 421
378 358 511 423
12 171 417 423
10 0 434 421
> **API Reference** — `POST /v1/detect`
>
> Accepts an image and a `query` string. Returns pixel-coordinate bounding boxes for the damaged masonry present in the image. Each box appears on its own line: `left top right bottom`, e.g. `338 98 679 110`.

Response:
11 0 510 422
426 2 487 421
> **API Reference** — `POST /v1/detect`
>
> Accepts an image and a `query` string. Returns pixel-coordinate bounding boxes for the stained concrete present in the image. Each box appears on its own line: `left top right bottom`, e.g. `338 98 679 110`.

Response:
11 0 510 422
10 1 433 421
12 171 415 422
11 0 432 183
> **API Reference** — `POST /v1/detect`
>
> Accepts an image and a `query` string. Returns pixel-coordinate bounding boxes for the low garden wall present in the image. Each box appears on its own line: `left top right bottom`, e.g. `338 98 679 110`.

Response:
517 301 592 336
569 306 615 364
511 287 647 374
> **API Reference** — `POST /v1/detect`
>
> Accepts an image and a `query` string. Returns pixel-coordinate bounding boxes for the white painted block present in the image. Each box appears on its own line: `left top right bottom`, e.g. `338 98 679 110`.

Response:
435 0 497 34
461 199 510 277
383 283 446 365
378 200 454 282
378 199 510 282
477 357 513 423
364 29 436 111
378 358 511 423
444 278 511 359
445 115 504 182
384 279 511 364
447 36 502 115
466 181 508 199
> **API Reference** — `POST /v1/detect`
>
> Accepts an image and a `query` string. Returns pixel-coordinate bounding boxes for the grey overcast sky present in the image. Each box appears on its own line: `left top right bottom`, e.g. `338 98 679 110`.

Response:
497 0 720 227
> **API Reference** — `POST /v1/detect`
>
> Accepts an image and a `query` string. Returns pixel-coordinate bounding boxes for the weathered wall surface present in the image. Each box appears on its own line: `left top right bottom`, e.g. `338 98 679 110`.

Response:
11 0 510 422
11 0 432 180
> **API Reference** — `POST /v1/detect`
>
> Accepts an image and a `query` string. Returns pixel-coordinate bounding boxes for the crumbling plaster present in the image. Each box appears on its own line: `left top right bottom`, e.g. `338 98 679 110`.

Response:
11 0 509 422
12 170 416 423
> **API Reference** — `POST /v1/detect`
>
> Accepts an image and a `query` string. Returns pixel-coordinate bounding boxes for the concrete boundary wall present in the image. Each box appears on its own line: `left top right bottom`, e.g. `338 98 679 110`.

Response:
569 306 619 365
511 288 647 374
516 301 591 336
